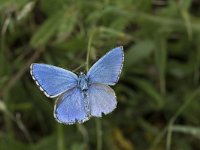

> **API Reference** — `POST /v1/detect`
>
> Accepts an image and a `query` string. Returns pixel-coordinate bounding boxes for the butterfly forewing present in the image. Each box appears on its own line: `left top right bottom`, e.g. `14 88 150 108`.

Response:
30 63 78 98
54 87 89 124
87 46 124 86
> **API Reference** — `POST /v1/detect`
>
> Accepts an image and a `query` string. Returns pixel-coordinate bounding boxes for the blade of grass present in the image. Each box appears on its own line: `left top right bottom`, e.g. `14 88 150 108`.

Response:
181 10 192 40
125 40 155 68
57 124 64 150
171 125 200 138
129 78 164 109
3 47 45 94
166 88 200 150
86 28 96 72
0 99 33 144
149 87 200 150
155 39 167 95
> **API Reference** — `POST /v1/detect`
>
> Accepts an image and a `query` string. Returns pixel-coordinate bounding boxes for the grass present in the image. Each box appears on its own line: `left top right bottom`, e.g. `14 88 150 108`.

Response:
1 0 200 149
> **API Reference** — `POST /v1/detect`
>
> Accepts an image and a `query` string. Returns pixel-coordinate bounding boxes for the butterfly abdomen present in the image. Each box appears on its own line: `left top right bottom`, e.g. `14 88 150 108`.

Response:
82 92 91 117
78 73 91 116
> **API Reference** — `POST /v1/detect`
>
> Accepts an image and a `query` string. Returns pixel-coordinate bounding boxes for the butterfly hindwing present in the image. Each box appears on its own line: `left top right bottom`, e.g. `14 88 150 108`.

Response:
54 88 89 124
87 46 124 86
30 63 78 98
88 83 117 117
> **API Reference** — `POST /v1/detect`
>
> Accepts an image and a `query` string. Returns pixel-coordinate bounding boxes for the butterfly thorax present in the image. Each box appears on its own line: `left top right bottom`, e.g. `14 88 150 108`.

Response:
78 72 89 91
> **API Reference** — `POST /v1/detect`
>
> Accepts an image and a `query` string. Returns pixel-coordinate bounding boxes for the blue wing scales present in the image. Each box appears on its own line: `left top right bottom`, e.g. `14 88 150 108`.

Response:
54 88 89 124
87 46 124 85
30 63 78 98
88 83 117 117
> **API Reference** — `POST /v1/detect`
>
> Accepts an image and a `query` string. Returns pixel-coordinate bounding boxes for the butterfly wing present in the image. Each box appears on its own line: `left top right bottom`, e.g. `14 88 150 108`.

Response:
30 63 78 98
87 46 124 86
54 88 89 124
88 83 117 117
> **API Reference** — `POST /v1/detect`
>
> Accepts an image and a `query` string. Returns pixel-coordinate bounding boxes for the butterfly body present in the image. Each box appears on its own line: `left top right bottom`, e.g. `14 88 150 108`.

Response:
78 72 89 91
77 73 91 115
30 46 124 124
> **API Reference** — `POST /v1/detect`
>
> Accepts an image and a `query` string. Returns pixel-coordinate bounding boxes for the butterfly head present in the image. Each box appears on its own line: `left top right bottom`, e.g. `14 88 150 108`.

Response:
78 72 89 91
79 72 84 75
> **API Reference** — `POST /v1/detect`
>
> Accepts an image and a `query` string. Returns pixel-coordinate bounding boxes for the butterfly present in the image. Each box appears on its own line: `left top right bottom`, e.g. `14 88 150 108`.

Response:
30 46 124 124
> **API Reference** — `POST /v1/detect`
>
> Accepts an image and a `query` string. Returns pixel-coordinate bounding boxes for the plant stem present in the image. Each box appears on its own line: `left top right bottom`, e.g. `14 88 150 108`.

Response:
57 124 64 150
86 29 102 150
86 29 95 72
96 119 102 150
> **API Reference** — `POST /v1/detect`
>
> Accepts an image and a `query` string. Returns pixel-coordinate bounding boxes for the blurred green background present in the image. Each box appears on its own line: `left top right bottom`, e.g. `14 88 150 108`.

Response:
1 0 200 150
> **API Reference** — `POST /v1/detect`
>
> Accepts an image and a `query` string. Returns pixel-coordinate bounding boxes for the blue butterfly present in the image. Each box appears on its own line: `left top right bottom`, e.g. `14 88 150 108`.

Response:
30 46 124 124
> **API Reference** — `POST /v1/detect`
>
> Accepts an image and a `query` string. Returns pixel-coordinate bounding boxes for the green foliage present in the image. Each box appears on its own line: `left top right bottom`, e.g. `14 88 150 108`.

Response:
125 40 155 67
1 0 200 150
